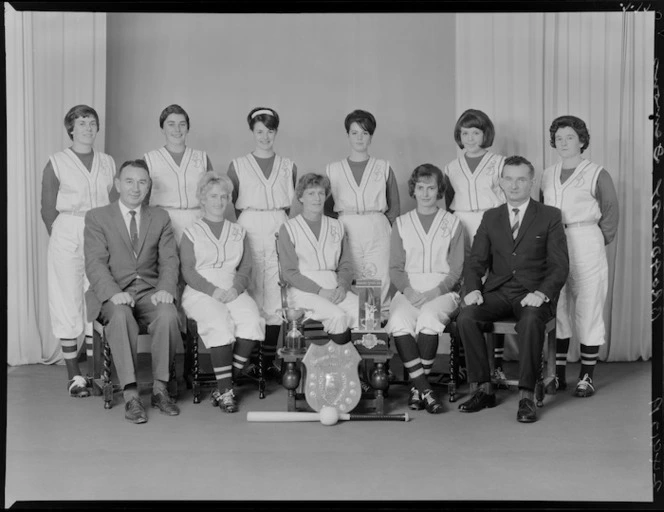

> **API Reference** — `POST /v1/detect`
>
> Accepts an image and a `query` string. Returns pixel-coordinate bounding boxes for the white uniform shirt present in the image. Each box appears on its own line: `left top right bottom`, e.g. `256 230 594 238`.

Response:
144 147 208 209
444 151 505 212
283 215 344 272
325 157 389 214
541 159 603 225
233 153 295 210
183 219 246 277
49 149 115 213
396 209 460 275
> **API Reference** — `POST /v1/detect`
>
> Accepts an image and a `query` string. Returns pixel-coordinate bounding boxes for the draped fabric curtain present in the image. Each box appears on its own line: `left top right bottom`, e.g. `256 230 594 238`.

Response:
456 11 653 362
6 5 107 365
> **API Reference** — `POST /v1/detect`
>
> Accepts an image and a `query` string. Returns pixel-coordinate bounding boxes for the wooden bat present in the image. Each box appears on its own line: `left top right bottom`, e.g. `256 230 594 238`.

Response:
247 406 410 425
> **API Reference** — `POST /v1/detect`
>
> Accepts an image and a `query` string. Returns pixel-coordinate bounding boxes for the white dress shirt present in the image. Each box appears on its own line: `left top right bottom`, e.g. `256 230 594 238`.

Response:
118 201 142 240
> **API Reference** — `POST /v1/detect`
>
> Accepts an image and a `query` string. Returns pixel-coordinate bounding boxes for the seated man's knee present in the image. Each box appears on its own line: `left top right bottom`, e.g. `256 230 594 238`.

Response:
456 305 478 327
107 304 135 325
156 302 179 325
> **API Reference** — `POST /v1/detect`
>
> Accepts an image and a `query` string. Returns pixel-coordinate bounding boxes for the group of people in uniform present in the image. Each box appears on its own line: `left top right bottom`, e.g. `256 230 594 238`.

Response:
40 103 618 424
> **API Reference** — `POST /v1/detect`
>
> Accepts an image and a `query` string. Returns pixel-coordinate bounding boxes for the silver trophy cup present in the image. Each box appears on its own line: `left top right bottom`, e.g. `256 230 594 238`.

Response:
277 308 313 355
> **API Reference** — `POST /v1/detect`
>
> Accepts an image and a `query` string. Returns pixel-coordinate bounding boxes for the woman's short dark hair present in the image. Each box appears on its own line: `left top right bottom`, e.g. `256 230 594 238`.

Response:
549 115 590 152
64 105 99 141
453 109 495 149
159 104 190 129
247 107 280 131
344 109 376 135
295 173 331 202
407 164 446 199
116 159 150 180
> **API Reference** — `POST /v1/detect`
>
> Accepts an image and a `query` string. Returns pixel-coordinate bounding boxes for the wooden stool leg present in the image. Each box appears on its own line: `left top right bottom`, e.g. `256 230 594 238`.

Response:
192 333 201 404
258 339 266 399
370 361 389 414
91 328 103 396
102 336 113 410
535 350 545 407
448 331 458 402
182 323 193 390
282 361 301 412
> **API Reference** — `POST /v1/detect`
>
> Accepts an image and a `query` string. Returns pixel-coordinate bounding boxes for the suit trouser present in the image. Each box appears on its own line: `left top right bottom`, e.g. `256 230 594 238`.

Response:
99 279 180 388
456 285 554 391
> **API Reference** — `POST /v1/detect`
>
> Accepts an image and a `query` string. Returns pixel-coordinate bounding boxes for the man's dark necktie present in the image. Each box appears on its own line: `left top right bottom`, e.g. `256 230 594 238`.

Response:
129 210 138 254
511 208 520 239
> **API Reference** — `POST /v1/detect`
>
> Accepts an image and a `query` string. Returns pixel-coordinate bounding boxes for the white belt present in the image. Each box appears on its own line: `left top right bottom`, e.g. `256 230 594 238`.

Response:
61 211 87 217
564 221 597 229
339 211 383 216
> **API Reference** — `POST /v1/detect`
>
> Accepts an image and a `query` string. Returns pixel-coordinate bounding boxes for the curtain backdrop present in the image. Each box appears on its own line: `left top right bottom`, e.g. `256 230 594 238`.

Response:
6 5 107 365
456 11 653 362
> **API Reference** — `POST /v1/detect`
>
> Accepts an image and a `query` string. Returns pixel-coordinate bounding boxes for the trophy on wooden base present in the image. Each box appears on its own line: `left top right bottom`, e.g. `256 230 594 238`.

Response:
352 278 389 354
276 308 312 355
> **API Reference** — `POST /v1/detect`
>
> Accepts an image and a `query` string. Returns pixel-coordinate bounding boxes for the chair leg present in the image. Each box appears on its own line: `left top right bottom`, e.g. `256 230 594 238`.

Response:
282 361 300 412
535 350 545 407
370 361 389 414
192 332 201 404
168 359 178 399
182 323 194 390
90 328 104 396
258 339 266 399
102 336 113 410
448 331 458 403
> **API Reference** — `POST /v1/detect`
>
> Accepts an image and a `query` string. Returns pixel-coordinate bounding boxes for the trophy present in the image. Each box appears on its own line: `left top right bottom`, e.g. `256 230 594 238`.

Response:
355 278 382 332
277 308 313 355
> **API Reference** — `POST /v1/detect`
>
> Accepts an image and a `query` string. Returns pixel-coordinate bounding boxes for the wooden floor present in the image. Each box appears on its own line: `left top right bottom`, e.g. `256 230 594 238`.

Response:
5 356 653 506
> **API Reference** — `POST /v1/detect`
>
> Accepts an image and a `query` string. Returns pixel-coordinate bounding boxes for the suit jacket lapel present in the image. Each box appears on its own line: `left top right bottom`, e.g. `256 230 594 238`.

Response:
112 202 136 258
136 207 152 257
514 200 537 248
500 204 512 243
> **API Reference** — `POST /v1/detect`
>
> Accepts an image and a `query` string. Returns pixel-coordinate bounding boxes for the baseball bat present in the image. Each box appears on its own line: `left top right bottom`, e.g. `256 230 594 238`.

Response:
247 407 410 425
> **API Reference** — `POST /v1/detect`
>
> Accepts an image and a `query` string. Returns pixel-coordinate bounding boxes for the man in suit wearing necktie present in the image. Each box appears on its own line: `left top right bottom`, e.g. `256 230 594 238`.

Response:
456 155 569 423
84 159 181 424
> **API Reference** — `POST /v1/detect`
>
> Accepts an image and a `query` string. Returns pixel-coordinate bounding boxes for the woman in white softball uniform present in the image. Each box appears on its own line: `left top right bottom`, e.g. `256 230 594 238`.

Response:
181 171 266 413
324 109 400 315
386 164 464 414
277 173 358 344
41 104 116 397
541 115 619 398
227 107 297 373
143 104 213 244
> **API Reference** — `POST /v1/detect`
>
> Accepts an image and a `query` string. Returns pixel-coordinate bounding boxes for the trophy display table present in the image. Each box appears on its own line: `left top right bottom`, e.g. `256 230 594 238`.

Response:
278 329 392 414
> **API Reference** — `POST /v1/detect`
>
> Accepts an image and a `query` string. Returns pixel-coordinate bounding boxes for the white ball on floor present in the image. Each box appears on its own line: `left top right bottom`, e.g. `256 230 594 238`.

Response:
319 406 339 426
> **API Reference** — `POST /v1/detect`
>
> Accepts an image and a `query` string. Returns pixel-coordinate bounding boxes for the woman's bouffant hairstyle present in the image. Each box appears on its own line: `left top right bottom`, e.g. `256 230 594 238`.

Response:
549 115 590 152
64 105 100 141
159 104 190 129
407 164 446 200
295 173 331 202
247 107 280 131
196 170 234 202
453 109 495 149
344 109 377 135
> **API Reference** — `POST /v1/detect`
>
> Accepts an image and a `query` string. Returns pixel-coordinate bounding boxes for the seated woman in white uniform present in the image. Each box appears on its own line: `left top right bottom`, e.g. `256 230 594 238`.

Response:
143 104 213 244
386 164 464 414
227 107 297 376
277 173 359 345
180 171 266 413
40 104 116 397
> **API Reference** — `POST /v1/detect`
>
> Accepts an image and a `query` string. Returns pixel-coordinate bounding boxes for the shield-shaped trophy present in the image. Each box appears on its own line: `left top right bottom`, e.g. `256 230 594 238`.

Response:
301 341 362 412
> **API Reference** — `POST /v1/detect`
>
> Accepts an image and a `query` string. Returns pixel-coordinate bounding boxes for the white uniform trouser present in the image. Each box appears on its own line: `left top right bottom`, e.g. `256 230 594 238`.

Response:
238 209 288 326
287 270 359 334
163 207 202 245
181 268 266 348
385 273 460 337
454 210 487 258
339 212 391 308
556 224 608 346
48 214 92 339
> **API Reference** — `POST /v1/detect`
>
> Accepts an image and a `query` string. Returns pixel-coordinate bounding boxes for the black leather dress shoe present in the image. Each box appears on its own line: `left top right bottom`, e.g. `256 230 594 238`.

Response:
517 398 537 423
458 390 497 413
151 391 180 416
125 397 148 424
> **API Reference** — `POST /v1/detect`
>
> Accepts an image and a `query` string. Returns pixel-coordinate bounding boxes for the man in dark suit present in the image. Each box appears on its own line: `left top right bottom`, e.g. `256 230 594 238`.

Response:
456 155 569 423
85 159 181 424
